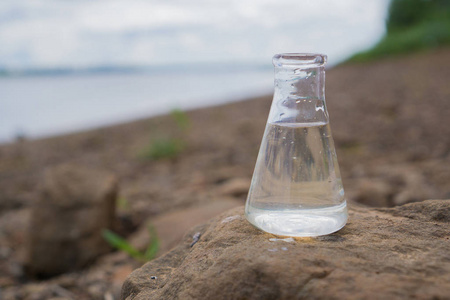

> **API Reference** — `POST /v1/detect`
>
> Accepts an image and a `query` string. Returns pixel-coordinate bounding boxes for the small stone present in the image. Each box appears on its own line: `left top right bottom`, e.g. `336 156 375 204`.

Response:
190 232 201 247
26 164 118 277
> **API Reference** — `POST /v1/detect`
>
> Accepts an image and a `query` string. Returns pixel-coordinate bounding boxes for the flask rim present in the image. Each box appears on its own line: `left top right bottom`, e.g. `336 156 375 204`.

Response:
272 53 327 68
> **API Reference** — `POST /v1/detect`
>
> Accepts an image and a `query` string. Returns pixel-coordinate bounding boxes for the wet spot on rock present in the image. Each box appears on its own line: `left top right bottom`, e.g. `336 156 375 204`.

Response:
431 210 450 223
317 235 346 242
221 215 240 224
190 232 201 247
269 237 295 243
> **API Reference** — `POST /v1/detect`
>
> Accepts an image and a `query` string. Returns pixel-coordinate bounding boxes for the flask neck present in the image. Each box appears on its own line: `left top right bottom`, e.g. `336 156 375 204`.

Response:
274 66 325 102
268 53 328 125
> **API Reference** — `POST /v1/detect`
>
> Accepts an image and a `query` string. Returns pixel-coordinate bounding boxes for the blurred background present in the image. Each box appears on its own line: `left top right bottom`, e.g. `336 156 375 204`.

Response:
1 0 449 299
1 0 390 142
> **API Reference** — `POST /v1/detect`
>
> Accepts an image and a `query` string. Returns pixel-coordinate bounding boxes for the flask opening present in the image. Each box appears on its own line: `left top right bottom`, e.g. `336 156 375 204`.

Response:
273 53 327 68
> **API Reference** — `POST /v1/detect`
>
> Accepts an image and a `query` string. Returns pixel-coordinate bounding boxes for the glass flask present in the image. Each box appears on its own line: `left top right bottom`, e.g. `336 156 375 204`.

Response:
245 53 347 237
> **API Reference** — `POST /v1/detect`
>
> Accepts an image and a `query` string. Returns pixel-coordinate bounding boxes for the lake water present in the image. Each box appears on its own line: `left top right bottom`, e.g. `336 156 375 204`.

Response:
0 69 273 143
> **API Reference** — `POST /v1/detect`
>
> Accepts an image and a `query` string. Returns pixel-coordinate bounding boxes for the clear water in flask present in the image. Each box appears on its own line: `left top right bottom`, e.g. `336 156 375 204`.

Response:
245 121 347 237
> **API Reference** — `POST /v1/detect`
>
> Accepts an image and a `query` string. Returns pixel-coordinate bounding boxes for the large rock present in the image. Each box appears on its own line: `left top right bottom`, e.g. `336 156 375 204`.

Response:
26 164 117 277
122 200 450 299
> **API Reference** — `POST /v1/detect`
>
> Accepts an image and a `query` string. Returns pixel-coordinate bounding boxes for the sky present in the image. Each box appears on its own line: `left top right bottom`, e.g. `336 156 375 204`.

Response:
0 0 391 70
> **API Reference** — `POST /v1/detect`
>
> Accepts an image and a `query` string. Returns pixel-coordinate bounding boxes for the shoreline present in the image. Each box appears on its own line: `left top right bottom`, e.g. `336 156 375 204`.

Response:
0 69 273 144
0 92 273 146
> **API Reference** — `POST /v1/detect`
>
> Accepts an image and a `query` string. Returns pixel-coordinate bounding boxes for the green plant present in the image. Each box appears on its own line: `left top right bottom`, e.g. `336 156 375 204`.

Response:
102 225 159 261
139 108 190 160
139 137 185 160
170 109 190 131
347 0 450 62
116 196 130 210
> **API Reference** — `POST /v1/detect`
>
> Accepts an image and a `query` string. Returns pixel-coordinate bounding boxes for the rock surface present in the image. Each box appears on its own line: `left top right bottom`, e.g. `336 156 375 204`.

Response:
129 198 242 255
122 200 450 300
26 164 118 277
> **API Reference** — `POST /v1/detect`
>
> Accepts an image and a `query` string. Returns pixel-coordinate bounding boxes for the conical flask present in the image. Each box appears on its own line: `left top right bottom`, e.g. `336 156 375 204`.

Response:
245 53 347 237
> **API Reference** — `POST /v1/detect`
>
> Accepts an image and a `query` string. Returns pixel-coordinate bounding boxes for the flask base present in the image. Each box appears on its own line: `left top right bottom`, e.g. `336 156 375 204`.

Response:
246 202 347 237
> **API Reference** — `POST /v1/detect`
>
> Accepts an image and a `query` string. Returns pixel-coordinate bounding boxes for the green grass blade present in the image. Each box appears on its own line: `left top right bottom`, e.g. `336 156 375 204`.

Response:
102 229 144 260
144 225 160 260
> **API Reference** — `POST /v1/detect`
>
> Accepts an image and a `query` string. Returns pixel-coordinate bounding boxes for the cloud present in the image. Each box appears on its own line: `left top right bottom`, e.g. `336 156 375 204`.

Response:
0 0 390 69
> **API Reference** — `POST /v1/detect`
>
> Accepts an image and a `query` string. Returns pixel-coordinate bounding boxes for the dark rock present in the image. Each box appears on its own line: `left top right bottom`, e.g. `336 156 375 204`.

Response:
26 164 117 277
122 200 450 300
0 193 26 212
